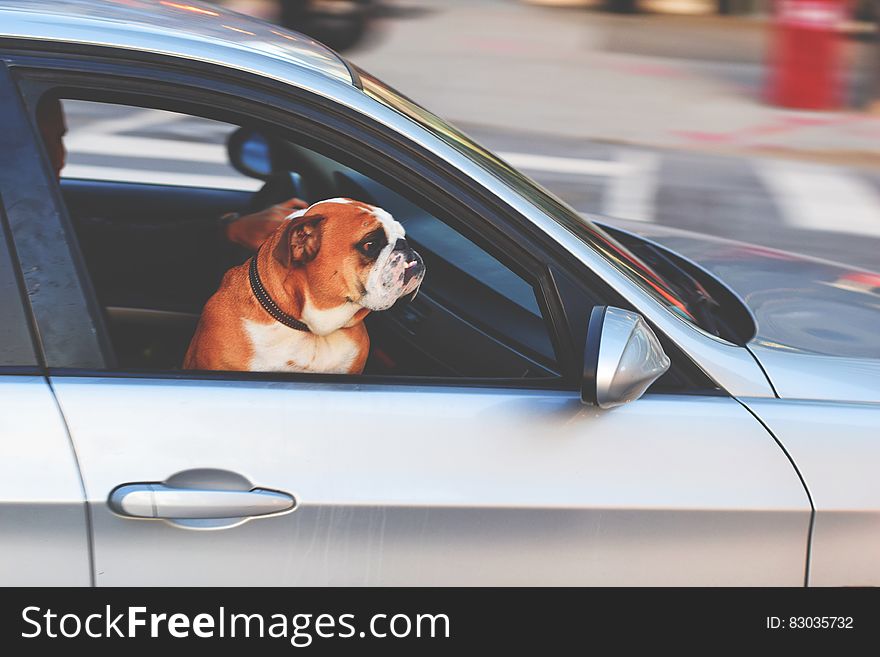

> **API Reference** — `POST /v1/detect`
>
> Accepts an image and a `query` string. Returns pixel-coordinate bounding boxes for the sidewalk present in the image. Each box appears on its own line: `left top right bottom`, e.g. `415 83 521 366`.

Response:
352 0 880 165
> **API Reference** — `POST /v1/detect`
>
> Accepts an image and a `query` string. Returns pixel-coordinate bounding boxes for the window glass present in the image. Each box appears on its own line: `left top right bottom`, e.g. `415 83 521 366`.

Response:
62 100 260 191
40 97 559 378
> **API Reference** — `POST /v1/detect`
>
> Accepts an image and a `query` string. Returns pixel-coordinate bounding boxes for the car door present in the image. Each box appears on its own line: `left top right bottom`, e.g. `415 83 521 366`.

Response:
47 378 809 586
5 58 813 586
0 95 90 584
741 398 880 586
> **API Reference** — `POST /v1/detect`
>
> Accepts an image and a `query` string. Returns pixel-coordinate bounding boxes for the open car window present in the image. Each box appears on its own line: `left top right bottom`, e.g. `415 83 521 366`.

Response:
44 98 562 380
61 100 260 191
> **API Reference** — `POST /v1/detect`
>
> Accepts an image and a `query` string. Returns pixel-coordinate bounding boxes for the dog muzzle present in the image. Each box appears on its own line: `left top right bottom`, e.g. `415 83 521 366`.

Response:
362 238 426 311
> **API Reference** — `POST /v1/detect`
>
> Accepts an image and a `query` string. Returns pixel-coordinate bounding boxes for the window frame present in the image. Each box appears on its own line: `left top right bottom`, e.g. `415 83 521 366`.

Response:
5 50 596 390
0 195 41 372
0 60 113 372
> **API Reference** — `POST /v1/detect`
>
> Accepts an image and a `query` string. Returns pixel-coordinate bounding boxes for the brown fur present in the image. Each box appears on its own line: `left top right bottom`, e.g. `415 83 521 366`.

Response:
184 199 390 373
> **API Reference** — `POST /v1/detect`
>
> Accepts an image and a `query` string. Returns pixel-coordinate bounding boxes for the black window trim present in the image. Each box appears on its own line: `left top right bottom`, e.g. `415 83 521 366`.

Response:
0 190 42 373
5 50 588 390
0 60 113 373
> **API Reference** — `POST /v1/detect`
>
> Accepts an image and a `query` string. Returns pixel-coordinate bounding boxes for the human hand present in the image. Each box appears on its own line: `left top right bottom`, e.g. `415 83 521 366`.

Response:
224 197 308 251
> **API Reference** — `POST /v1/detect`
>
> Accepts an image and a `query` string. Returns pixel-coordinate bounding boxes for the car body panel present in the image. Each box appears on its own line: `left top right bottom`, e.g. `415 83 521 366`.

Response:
743 398 880 586
0 377 91 585
603 219 880 403
746 347 880 404
52 377 810 585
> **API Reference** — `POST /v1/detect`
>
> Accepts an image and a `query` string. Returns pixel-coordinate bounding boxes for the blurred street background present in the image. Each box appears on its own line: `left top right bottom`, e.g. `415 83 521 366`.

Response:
69 0 880 270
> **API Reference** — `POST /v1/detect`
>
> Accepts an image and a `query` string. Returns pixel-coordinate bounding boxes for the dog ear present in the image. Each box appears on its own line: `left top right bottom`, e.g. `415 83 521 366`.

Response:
274 214 325 267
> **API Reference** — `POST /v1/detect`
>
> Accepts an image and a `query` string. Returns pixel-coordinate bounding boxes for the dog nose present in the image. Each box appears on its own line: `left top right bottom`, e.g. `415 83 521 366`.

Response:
402 251 424 285
392 238 410 252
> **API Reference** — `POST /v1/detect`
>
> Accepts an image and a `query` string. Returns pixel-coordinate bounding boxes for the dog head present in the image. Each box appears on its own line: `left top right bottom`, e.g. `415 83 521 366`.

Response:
273 198 425 313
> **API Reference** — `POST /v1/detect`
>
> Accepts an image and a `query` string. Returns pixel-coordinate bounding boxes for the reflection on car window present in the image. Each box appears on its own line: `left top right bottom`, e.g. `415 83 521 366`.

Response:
60 100 260 191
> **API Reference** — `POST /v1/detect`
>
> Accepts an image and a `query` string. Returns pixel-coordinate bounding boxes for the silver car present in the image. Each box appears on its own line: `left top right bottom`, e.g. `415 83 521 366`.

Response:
0 0 877 586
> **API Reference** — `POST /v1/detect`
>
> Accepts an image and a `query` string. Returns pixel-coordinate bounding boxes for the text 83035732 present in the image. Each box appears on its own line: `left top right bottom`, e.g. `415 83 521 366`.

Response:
766 617 854 630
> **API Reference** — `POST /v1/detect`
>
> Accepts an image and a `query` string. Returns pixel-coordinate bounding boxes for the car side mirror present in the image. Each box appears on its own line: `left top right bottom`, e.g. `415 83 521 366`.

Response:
228 127 275 180
582 306 670 408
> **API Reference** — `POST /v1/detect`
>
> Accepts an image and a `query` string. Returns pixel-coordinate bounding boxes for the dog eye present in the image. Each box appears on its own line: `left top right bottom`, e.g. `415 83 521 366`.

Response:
357 238 383 257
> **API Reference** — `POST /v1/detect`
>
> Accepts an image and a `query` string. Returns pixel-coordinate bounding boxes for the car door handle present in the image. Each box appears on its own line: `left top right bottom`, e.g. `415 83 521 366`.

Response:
109 484 295 519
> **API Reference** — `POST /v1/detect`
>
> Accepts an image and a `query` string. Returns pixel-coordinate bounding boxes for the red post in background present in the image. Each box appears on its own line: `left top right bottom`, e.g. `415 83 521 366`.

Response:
767 0 849 110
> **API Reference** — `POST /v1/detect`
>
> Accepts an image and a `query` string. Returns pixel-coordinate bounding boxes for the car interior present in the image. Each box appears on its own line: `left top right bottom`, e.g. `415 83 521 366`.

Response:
57 101 562 379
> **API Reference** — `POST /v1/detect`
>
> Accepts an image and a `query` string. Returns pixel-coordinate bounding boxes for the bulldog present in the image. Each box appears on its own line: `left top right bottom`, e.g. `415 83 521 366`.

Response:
183 198 425 374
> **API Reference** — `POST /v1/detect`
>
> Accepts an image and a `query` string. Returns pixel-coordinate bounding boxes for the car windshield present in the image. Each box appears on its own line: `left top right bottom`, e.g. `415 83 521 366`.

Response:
356 67 698 326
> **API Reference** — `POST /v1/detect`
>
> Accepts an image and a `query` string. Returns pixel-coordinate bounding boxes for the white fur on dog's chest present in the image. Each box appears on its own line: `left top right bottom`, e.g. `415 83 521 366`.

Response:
243 319 361 373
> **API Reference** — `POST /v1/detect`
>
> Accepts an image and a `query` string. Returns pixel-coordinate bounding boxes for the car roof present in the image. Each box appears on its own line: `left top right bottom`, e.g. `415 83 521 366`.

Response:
0 0 355 85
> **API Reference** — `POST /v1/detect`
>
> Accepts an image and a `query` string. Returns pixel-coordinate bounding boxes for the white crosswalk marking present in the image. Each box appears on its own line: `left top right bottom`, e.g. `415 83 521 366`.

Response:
65 134 228 163
60 110 880 249
63 164 261 191
498 152 632 177
603 149 659 223
757 160 880 238
67 106 183 136
65 135 645 195
57 102 880 270
70 141 642 182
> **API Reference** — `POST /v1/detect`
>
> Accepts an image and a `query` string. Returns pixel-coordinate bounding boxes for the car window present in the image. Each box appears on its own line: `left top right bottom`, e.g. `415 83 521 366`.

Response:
36 96 560 380
281 144 556 364
61 100 261 191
